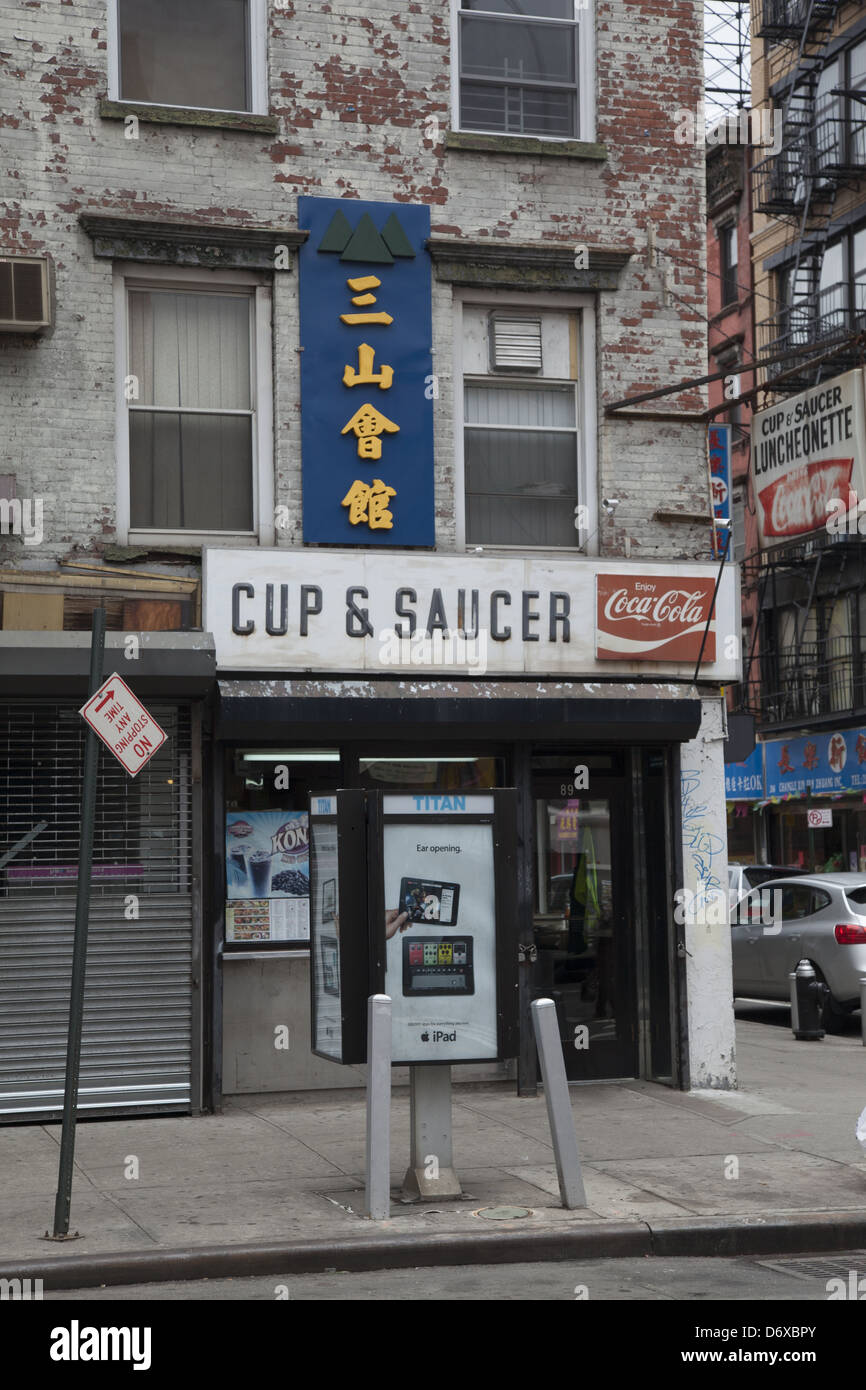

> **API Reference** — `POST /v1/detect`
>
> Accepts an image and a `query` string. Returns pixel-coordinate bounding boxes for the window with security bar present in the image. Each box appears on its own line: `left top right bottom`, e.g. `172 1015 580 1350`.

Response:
462 306 581 547
456 0 587 140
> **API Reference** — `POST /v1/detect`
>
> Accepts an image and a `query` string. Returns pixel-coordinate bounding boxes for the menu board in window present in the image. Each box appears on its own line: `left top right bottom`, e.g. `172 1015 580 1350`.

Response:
225 811 310 942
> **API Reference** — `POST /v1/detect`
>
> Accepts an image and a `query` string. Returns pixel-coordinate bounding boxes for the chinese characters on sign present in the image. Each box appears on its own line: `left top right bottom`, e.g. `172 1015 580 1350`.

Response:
724 744 763 800
297 198 435 546
764 726 866 797
708 423 731 559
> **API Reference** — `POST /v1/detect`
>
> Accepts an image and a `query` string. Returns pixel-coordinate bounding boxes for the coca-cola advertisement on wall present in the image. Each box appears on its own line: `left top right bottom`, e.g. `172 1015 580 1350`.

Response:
752 369 866 548
596 574 716 662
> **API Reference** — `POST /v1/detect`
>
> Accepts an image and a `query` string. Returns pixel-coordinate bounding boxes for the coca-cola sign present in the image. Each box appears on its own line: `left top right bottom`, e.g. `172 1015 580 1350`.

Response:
596 574 716 661
752 369 866 548
758 458 854 539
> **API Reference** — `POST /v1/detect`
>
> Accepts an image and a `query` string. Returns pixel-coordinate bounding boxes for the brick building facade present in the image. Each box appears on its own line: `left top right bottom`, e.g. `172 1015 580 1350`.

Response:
0 1 739 1120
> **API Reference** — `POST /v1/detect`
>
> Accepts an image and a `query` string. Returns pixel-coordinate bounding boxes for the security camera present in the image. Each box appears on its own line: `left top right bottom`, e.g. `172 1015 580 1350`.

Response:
602 497 621 514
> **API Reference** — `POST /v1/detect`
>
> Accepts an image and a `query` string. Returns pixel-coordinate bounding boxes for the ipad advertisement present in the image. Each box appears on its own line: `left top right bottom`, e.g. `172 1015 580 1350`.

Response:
382 795 498 1063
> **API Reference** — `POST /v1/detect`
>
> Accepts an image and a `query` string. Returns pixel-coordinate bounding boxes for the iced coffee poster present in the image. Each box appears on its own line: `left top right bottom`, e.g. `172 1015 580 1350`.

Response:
225 811 310 941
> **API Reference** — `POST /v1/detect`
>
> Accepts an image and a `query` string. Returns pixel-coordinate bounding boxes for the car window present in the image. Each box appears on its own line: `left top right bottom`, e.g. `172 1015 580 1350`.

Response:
808 888 832 915
746 868 778 889
732 886 770 926
746 866 804 888
844 885 866 905
780 885 815 920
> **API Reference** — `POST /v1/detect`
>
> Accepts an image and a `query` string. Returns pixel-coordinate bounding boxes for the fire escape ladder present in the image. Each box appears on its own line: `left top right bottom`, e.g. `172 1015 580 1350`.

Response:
753 2 862 385
744 563 770 716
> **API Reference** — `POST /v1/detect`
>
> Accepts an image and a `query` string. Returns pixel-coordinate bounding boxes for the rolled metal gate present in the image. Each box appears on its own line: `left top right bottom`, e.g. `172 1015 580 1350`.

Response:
0 703 195 1120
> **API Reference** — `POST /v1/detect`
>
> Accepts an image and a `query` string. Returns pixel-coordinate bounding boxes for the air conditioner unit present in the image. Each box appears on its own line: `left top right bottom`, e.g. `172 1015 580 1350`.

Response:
488 313 543 373
0 255 53 332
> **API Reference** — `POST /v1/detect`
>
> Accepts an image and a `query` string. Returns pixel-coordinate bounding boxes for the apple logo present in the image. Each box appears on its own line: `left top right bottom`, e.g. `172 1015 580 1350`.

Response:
421 1031 430 1042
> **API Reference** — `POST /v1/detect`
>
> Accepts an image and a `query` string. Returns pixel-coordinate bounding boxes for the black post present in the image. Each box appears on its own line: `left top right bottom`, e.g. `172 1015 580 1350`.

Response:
51 607 106 1238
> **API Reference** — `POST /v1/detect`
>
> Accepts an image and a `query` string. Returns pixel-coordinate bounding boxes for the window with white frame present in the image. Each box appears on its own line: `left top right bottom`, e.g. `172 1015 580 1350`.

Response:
123 279 267 536
113 0 265 113
455 0 588 140
461 306 582 546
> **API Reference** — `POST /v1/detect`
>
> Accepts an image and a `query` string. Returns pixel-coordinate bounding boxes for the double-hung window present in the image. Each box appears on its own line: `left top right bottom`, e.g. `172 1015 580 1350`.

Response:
456 1 588 140
719 223 738 307
119 272 273 542
111 0 267 114
460 304 588 548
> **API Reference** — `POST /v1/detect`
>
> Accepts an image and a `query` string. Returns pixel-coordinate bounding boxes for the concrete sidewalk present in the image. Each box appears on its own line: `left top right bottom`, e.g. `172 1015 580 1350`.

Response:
2 1009 866 1288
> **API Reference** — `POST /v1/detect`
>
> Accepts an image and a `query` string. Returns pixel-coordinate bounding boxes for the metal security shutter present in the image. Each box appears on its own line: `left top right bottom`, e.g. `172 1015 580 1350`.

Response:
0 703 194 1121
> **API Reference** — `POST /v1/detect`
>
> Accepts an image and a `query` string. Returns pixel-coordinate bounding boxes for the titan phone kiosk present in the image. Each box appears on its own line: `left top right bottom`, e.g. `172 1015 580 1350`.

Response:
308 789 519 1196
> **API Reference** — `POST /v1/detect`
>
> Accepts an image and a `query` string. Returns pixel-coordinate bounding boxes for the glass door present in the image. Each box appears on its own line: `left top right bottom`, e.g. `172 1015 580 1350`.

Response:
531 757 637 1080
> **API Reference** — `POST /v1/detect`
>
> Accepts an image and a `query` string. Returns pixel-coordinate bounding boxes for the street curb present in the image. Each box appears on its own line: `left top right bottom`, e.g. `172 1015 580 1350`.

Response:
4 1212 866 1290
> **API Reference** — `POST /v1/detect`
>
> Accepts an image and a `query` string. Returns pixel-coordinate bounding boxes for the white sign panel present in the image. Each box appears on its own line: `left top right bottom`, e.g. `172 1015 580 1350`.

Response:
203 550 741 682
80 674 167 777
807 808 832 829
383 795 497 1064
752 369 866 548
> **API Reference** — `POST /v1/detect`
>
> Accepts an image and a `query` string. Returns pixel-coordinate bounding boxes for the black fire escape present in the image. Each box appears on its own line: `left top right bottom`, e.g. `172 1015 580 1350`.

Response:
738 0 866 732
753 0 866 392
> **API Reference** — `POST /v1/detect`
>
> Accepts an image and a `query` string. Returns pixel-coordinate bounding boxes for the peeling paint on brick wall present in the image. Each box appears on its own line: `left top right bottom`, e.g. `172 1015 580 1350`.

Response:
0 0 708 564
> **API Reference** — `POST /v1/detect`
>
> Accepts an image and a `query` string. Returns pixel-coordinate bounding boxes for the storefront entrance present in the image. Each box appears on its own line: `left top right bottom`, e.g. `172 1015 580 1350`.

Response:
214 673 694 1097
530 754 638 1081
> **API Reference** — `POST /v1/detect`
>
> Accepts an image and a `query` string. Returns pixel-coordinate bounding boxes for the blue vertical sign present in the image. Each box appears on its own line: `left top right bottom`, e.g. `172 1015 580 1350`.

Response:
709 423 732 558
297 197 435 546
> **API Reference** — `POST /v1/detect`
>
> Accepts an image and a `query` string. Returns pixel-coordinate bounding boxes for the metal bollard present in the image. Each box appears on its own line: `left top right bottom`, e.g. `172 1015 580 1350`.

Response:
365 994 392 1221
789 970 800 1035
531 998 587 1209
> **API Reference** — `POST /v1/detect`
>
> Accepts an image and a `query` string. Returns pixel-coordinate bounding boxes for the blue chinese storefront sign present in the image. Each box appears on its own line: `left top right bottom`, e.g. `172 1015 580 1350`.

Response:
709 423 731 558
297 197 435 546
764 727 866 797
724 743 764 800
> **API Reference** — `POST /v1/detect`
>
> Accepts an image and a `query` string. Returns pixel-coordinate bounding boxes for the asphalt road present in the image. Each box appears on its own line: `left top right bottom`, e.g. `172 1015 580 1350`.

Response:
45 1251 866 1300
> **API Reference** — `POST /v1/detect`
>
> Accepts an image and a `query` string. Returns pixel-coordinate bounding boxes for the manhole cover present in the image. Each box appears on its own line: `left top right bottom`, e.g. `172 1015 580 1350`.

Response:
475 1205 533 1221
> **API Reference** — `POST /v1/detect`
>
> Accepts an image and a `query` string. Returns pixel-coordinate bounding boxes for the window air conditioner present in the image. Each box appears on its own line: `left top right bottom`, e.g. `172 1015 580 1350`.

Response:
0 255 53 332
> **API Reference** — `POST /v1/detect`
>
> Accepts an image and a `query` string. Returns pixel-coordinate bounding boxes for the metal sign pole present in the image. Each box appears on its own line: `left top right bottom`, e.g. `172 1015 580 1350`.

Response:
402 1065 462 1201
50 607 105 1239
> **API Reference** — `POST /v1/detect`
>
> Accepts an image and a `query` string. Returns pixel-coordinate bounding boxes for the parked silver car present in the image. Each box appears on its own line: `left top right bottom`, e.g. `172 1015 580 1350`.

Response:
732 873 866 1031
728 862 805 902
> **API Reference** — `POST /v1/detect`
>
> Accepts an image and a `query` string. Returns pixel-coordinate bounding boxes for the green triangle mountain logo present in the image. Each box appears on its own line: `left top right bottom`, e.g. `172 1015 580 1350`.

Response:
317 208 416 262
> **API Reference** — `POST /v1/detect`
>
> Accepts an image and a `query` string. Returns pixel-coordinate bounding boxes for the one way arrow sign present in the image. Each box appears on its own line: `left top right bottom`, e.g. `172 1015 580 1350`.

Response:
80 673 167 777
